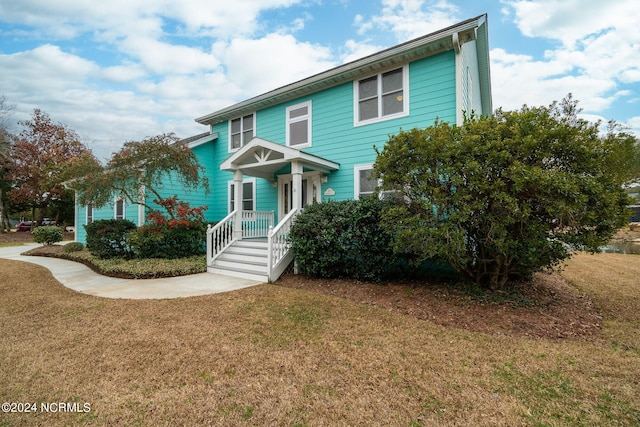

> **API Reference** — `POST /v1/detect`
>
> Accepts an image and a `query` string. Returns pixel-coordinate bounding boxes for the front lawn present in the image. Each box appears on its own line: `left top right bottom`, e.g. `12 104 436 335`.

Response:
0 253 639 425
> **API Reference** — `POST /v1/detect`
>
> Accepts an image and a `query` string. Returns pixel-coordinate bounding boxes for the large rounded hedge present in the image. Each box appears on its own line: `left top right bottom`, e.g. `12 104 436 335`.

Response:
289 198 395 282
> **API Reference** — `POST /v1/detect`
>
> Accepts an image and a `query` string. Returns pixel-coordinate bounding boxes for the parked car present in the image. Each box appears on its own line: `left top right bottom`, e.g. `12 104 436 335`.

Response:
16 221 33 232
41 218 58 226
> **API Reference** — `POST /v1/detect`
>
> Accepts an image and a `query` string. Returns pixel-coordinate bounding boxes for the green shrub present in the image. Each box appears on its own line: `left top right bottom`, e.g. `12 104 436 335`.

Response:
374 97 635 289
129 223 206 259
32 226 63 245
63 241 85 253
85 219 137 259
289 198 396 282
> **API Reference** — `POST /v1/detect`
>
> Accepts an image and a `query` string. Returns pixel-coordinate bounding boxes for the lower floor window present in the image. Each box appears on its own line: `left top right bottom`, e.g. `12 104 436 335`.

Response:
354 164 377 199
115 198 125 220
229 179 255 212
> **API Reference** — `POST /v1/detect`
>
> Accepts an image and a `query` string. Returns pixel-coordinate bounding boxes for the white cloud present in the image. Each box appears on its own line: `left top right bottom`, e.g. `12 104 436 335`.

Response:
117 36 219 75
0 0 303 40
340 39 385 64
504 0 639 48
354 0 460 42
626 116 640 137
490 47 619 112
495 0 639 131
213 33 336 98
0 45 98 95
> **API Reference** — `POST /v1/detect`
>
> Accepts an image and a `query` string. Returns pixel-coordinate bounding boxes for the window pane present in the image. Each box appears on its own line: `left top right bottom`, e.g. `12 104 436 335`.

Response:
231 133 241 149
289 120 308 145
242 130 253 144
359 98 378 121
231 118 241 134
382 92 404 116
116 199 124 219
358 76 377 100
382 69 403 93
242 114 253 130
243 182 254 210
289 106 308 119
359 169 377 193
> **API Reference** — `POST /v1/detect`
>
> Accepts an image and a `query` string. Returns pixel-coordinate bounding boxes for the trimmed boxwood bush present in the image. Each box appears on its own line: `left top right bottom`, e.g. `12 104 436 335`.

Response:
63 241 85 253
32 226 64 245
128 223 206 259
289 198 396 282
85 219 137 259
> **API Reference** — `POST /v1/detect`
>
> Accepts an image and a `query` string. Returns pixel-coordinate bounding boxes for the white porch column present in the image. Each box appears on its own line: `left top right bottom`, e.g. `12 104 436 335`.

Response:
291 160 303 211
233 169 243 240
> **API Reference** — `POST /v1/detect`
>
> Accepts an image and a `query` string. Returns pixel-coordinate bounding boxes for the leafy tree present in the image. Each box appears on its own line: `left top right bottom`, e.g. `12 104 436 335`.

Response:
374 96 636 289
70 133 209 219
0 95 15 232
4 109 99 226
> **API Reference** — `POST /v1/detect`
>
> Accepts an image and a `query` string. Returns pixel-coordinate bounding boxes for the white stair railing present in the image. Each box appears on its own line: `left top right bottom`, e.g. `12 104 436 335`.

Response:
206 211 236 266
242 210 274 238
267 208 299 282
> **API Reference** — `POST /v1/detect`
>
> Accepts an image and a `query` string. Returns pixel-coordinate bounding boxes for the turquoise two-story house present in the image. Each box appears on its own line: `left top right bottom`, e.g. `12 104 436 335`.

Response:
75 15 492 282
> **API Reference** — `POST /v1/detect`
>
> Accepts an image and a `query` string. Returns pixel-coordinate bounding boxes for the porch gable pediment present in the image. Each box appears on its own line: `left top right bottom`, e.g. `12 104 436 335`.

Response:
220 137 339 180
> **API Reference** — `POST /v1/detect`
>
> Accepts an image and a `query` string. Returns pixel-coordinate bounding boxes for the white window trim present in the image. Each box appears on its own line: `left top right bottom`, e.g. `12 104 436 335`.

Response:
353 65 409 127
228 113 256 153
286 100 312 148
86 204 94 224
114 197 125 220
354 164 376 200
228 178 256 213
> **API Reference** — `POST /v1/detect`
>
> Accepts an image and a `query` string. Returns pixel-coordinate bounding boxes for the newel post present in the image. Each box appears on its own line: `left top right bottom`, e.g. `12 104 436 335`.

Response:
233 169 243 240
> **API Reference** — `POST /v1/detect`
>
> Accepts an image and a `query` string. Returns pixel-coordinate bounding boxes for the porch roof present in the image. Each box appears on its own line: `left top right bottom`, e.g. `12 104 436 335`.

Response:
220 138 339 180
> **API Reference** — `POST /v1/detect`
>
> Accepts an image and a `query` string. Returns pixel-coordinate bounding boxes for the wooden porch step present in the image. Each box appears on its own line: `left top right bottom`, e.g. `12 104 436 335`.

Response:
208 265 269 282
209 239 270 282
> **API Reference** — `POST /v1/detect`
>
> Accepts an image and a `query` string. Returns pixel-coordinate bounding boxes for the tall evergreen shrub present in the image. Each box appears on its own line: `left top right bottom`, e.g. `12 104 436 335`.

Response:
289 198 395 282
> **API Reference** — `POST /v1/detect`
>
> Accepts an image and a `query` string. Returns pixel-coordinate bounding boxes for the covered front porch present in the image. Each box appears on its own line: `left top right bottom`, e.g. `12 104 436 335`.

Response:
206 138 339 282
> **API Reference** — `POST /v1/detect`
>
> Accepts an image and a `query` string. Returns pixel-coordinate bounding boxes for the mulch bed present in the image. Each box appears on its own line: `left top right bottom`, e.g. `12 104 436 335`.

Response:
276 272 603 340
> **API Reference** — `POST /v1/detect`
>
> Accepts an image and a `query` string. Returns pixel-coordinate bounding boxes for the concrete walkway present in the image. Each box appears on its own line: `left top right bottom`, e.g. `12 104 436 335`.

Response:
0 243 263 299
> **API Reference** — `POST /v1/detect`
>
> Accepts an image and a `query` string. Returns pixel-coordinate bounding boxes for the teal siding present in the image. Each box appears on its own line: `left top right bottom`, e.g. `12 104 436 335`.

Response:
207 50 457 218
75 196 140 244
75 50 459 243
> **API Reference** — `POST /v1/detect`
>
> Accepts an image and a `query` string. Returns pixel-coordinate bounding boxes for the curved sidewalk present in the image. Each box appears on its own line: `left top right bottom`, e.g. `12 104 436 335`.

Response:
0 243 262 300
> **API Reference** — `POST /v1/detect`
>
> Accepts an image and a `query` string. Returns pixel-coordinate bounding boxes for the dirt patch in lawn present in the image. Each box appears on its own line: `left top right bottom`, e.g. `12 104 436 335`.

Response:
276 271 602 340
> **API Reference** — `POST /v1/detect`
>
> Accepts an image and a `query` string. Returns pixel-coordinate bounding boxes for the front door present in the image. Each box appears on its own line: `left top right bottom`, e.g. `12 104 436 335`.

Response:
278 172 321 219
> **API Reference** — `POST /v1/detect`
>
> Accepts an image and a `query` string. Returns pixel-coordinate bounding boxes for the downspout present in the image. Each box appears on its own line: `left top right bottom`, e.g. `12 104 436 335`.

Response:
453 32 464 126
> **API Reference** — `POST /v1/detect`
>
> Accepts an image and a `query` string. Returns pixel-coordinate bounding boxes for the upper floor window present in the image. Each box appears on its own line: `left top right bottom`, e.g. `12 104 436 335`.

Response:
286 101 312 147
229 113 254 151
355 66 408 125
115 197 125 220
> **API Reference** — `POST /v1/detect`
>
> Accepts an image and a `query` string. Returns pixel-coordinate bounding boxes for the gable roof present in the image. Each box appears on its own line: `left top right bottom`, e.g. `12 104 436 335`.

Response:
196 14 491 126
220 137 339 180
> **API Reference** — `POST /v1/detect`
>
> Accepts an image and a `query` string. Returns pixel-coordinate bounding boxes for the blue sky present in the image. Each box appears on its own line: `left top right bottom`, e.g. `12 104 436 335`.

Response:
1 0 638 160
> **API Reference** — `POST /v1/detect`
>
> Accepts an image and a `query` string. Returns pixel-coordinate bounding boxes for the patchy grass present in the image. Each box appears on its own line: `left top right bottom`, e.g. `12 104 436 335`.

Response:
561 253 640 353
1 253 639 426
0 241 25 248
